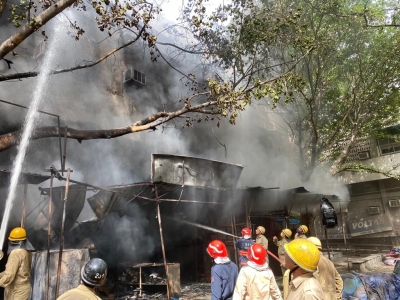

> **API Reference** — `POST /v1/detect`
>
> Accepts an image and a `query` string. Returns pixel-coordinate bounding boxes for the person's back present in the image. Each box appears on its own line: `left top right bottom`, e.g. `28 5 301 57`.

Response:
316 254 338 299
233 244 282 300
233 263 281 300
57 258 107 300
308 237 343 300
207 240 238 300
57 284 101 300
211 260 238 300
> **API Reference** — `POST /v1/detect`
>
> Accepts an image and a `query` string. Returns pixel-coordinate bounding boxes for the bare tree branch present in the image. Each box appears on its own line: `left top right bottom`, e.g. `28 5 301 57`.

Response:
0 97 218 151
0 26 146 82
0 0 78 60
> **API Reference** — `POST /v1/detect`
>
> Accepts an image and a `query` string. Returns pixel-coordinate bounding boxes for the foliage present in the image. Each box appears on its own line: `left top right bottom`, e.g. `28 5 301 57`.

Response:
265 0 400 180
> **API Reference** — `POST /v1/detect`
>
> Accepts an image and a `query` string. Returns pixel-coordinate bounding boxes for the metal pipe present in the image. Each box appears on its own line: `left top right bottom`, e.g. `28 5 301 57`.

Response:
229 189 238 266
139 266 142 297
20 184 28 228
45 175 54 300
0 99 60 117
339 200 350 270
57 176 223 204
155 185 170 299
62 126 68 174
55 169 71 298
57 117 62 177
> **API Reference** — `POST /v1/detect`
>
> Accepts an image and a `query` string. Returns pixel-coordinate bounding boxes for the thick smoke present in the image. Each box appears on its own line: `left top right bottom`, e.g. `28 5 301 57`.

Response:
0 2 349 259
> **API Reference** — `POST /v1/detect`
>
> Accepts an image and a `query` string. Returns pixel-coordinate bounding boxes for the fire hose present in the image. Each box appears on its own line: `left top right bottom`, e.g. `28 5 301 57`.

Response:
267 249 284 265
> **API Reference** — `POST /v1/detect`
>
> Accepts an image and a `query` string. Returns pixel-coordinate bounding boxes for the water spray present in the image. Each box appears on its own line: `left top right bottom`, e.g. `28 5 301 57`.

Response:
0 22 64 260
168 217 284 265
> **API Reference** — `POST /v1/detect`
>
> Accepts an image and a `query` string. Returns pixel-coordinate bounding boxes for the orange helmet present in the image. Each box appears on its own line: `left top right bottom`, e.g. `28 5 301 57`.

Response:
241 227 251 236
207 240 228 258
247 244 267 265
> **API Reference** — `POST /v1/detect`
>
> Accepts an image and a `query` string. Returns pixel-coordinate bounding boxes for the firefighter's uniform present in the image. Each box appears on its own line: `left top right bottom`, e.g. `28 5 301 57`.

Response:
0 248 32 300
256 235 268 250
211 260 238 300
232 261 282 300
314 254 343 300
235 238 254 266
273 237 290 275
57 284 101 300
286 273 325 300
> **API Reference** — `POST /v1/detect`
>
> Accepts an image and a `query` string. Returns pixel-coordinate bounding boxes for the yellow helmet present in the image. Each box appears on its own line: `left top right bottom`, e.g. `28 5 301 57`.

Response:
283 239 320 272
257 226 266 234
307 237 322 250
299 225 308 234
282 229 292 238
9 227 27 241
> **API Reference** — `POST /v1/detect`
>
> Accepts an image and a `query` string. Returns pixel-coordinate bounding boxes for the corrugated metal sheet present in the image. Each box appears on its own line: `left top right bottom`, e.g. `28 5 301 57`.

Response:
151 154 243 189
30 249 90 300
0 170 50 188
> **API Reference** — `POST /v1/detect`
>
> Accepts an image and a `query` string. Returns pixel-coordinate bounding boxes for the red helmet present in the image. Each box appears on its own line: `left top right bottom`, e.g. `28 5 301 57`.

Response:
207 240 228 258
241 227 251 236
247 244 267 265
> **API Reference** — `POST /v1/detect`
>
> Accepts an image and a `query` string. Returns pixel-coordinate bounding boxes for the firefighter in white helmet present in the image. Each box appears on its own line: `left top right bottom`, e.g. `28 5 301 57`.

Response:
0 227 34 300
308 237 343 300
255 226 268 251
283 239 324 300
233 243 282 300
273 228 292 275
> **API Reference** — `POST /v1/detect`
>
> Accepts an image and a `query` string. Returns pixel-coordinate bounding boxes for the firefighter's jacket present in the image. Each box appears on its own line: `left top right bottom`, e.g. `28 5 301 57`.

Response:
273 237 290 264
232 261 282 300
57 284 101 300
235 238 254 264
211 259 238 300
295 233 307 239
0 248 32 300
286 273 324 300
314 254 343 300
255 234 268 250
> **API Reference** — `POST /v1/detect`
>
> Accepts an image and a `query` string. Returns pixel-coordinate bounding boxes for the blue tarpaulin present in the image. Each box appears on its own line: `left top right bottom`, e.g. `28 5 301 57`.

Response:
342 272 400 300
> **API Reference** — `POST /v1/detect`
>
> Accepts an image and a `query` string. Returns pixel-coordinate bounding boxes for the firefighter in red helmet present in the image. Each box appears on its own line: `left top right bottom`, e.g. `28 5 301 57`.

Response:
235 228 254 267
233 244 282 300
207 240 238 300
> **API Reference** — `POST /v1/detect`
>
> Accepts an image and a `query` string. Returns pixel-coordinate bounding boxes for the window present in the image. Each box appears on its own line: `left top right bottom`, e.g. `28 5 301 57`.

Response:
378 139 400 155
133 69 146 85
123 68 146 85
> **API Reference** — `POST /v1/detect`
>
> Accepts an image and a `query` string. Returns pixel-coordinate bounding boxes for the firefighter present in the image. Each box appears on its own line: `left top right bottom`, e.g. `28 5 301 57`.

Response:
57 258 108 300
295 225 308 239
308 237 343 300
0 227 34 300
255 226 268 250
233 244 282 300
273 228 292 275
283 239 324 300
235 228 254 267
207 240 238 300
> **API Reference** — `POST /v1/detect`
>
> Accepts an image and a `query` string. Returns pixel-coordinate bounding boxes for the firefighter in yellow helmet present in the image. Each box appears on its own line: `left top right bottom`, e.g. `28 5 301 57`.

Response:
295 225 308 239
273 228 292 275
0 227 34 300
255 226 268 251
308 237 343 300
283 239 324 300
